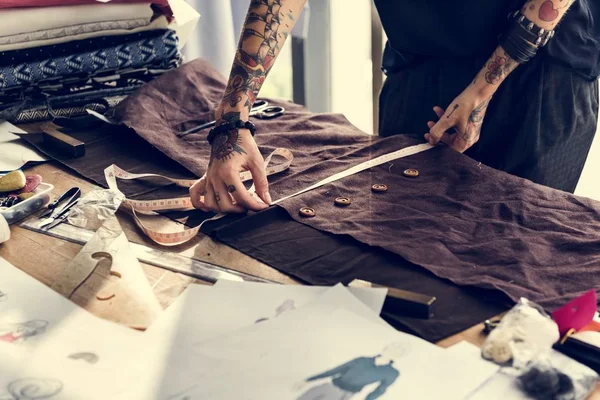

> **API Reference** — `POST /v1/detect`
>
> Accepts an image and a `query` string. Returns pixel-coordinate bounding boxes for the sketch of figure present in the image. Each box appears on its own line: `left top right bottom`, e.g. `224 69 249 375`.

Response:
255 299 296 323
0 320 48 344
0 378 62 400
296 343 408 400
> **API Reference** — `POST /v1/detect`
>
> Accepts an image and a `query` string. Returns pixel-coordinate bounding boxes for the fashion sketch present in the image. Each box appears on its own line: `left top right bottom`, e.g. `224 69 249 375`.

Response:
297 343 407 400
0 320 48 344
255 299 296 323
0 378 62 400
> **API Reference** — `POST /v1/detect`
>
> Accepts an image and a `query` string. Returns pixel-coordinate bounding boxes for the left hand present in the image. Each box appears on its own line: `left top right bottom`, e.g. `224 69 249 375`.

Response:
425 87 492 153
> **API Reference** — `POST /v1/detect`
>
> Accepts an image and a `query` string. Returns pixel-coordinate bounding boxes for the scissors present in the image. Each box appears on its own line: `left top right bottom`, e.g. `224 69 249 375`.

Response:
39 187 81 230
176 100 286 138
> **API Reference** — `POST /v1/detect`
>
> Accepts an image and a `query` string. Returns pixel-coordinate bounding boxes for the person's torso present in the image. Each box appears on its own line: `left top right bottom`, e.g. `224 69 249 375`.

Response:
374 0 600 79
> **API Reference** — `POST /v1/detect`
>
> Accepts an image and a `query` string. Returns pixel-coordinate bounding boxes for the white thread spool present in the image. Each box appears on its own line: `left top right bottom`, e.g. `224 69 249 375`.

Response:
0 213 10 244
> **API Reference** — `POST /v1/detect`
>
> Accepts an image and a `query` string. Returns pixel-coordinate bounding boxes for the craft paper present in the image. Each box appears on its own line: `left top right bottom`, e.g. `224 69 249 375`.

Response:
0 122 47 172
0 256 147 388
0 342 129 400
150 302 492 400
446 341 501 396
145 281 388 344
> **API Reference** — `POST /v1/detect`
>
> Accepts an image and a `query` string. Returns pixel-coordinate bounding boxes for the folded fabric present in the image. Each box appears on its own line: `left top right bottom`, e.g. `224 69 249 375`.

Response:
110 59 600 311
0 29 180 91
0 3 153 37
0 15 169 52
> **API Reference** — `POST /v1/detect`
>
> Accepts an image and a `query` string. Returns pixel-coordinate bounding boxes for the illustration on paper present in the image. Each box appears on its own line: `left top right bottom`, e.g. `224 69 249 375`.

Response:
0 378 63 400
296 343 407 400
68 352 100 365
0 320 48 344
255 299 296 323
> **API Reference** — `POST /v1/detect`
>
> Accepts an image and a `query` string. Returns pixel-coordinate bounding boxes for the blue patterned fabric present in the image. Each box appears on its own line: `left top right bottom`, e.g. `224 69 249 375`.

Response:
0 29 180 91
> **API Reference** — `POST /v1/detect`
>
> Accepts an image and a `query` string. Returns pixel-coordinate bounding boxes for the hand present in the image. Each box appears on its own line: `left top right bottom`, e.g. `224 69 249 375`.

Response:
189 121 271 213
425 88 492 153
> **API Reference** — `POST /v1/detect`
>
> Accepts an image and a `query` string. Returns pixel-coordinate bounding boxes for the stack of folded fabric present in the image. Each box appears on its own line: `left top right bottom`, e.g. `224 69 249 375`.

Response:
0 0 182 124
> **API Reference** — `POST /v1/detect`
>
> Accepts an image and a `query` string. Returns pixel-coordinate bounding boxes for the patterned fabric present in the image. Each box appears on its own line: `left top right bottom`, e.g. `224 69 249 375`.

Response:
14 96 127 123
0 29 180 91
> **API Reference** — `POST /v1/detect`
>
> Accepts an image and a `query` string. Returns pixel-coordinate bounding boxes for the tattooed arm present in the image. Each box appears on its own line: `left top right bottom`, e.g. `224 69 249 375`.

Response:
190 0 307 213
426 0 575 152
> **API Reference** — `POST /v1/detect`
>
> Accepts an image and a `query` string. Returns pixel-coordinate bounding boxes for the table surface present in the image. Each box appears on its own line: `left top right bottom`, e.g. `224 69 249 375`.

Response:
1 161 598 398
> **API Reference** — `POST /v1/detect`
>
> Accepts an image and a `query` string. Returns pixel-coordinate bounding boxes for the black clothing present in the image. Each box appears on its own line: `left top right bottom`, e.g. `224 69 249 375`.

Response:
374 0 600 80
378 54 598 193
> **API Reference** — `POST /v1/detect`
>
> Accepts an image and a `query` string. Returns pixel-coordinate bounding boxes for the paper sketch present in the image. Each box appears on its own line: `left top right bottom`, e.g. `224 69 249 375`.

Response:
0 320 48 344
296 343 407 400
68 352 100 365
0 378 63 400
255 299 296 323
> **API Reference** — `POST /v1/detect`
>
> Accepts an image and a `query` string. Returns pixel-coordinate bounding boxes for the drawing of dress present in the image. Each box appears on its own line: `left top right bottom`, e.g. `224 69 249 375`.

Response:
0 320 48 344
298 356 399 400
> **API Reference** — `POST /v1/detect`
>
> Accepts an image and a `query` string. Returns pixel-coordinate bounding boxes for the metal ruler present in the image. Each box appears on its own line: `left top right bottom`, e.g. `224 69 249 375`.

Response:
21 217 274 284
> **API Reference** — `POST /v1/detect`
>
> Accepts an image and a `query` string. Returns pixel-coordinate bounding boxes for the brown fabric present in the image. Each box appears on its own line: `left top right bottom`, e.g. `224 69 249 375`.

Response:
110 59 600 310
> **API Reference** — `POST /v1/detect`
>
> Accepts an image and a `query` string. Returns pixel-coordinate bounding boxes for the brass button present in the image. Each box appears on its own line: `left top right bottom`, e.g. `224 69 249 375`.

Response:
403 168 419 178
371 184 388 193
299 206 316 218
334 197 351 207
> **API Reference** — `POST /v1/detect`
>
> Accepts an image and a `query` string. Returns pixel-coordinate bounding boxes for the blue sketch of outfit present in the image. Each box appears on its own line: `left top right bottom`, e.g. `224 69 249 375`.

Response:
298 355 399 400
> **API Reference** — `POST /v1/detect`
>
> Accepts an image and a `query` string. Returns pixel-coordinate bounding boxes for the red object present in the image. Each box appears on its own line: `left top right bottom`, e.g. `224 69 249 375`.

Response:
552 289 598 336
0 333 17 343
0 0 173 20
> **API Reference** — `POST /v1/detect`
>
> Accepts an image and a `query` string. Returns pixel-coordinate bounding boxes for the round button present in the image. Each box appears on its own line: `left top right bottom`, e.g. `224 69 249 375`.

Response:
334 197 351 207
299 206 316 218
371 184 388 193
403 168 419 178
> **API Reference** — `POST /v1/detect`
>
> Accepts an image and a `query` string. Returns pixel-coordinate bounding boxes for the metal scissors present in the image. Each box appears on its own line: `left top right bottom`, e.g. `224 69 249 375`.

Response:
39 187 81 230
176 100 286 138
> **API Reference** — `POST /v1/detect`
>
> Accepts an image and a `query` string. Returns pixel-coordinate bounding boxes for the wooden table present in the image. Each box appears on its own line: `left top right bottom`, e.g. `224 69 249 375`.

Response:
2 161 599 398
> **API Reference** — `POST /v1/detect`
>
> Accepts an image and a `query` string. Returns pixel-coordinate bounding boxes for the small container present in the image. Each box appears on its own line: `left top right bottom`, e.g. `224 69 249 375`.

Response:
0 176 54 225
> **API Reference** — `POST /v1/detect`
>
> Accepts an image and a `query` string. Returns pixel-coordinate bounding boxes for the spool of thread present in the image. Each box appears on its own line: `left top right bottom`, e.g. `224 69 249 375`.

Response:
0 213 10 243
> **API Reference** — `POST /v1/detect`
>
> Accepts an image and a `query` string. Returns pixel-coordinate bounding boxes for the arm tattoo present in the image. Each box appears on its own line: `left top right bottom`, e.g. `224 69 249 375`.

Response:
222 0 290 112
485 50 517 85
538 0 571 22
447 104 459 118
461 98 491 142
211 112 247 162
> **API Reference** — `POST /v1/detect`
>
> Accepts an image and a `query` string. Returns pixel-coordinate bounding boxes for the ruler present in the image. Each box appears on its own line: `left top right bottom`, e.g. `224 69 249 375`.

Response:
20 217 275 284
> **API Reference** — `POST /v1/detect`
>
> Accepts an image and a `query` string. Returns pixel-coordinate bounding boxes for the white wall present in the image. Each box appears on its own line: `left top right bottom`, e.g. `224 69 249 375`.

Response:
575 87 600 201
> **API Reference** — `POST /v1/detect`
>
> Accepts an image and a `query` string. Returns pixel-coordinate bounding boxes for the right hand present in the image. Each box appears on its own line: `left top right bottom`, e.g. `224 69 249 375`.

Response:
189 125 271 213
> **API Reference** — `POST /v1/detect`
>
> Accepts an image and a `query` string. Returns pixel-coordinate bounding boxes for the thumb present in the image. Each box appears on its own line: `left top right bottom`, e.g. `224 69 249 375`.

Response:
248 161 271 205
427 117 454 145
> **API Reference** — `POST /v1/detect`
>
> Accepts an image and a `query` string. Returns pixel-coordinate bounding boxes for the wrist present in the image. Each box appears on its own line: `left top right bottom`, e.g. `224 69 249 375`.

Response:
215 103 250 122
469 79 496 102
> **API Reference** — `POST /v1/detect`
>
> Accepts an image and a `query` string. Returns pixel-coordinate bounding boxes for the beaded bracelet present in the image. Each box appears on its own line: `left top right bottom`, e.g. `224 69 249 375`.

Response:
207 120 256 145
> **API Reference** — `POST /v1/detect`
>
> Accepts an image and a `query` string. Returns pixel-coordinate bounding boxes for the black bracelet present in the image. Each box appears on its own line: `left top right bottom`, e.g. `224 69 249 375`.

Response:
207 120 256 145
509 10 555 47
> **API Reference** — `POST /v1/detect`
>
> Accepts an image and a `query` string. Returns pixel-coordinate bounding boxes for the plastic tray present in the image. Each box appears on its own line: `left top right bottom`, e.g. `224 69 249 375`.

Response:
0 178 54 225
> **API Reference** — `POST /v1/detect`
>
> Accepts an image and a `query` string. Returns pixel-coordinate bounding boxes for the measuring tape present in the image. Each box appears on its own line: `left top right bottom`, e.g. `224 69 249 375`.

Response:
104 143 433 246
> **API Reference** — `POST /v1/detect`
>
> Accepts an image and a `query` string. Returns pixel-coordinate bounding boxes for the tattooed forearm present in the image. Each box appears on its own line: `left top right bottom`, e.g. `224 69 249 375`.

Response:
219 0 307 115
484 49 518 85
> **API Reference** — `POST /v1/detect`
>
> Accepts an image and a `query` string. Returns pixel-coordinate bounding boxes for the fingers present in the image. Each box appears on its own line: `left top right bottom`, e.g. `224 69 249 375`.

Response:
203 182 219 212
433 106 445 119
217 182 246 213
247 160 272 205
189 177 209 211
226 175 269 212
427 115 454 145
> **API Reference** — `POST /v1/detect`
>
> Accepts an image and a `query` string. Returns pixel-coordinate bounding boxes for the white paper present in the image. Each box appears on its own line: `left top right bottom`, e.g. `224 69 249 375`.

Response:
0 121 48 172
145 281 387 344
169 0 201 50
0 256 146 390
447 341 501 397
147 304 488 400
0 342 130 400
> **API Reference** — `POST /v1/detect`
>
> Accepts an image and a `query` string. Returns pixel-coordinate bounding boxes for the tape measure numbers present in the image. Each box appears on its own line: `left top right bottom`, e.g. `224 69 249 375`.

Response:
105 143 433 246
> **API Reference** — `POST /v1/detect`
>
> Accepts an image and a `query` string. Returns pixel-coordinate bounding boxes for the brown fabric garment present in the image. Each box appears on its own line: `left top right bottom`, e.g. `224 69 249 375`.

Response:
110 59 600 310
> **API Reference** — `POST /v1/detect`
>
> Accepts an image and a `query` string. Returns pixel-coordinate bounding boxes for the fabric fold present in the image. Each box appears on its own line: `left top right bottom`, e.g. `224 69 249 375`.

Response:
0 3 153 37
